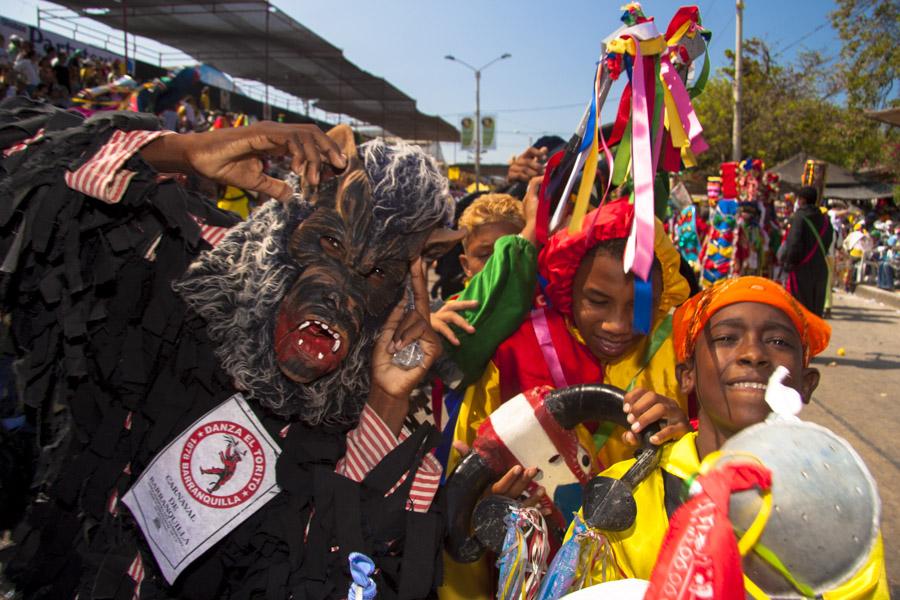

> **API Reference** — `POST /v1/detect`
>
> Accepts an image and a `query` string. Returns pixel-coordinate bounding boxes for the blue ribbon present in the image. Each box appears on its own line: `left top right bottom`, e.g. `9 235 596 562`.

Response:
348 552 377 600
435 388 464 481
579 92 597 154
632 270 653 335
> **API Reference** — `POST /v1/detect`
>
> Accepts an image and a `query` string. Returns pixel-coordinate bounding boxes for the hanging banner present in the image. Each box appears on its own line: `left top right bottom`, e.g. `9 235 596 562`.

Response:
460 115 476 150
481 114 497 150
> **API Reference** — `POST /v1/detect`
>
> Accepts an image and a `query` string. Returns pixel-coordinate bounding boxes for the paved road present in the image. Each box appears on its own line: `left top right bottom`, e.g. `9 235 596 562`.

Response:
801 290 900 593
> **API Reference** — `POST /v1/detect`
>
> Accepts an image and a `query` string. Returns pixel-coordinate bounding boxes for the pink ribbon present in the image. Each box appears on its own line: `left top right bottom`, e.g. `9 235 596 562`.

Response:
660 54 708 155
530 308 569 390
623 39 656 281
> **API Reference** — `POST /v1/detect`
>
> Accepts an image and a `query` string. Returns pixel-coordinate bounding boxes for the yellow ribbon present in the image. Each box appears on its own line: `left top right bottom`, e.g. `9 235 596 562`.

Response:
606 35 667 57
569 131 598 233
568 64 603 233
665 20 693 49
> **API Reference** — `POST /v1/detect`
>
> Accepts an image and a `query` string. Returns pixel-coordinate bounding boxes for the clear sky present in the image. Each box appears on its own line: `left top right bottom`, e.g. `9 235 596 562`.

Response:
1 0 842 164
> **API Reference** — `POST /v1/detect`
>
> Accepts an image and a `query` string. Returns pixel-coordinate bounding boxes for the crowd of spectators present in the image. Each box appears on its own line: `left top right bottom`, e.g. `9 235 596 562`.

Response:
0 33 129 107
828 198 900 292
0 34 231 134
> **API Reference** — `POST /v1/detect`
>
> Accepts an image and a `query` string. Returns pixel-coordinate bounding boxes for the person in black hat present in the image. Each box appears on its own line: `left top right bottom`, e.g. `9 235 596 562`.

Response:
783 186 834 317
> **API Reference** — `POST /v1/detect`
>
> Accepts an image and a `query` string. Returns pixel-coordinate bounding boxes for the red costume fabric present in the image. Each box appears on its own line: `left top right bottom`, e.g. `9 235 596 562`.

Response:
494 301 604 406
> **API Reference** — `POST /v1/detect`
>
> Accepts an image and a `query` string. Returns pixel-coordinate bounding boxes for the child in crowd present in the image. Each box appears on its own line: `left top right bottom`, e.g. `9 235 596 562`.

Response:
451 198 693 473
569 276 887 597
429 191 540 449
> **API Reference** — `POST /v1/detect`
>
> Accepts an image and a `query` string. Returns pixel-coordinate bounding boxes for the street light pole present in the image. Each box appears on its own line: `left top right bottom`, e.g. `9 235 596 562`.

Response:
445 53 511 190
475 69 481 187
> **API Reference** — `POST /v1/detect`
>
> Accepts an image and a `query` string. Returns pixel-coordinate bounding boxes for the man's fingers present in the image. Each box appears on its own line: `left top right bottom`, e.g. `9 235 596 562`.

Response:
379 301 406 351
649 424 687 445
441 299 480 313
623 389 653 420
254 174 293 202
505 467 538 499
391 312 426 352
621 430 639 447
304 155 321 187
409 258 430 320
288 133 308 177
301 126 347 170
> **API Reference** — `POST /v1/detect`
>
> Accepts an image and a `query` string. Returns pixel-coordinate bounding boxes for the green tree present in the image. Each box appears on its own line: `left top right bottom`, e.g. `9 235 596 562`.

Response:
830 0 900 109
692 38 898 177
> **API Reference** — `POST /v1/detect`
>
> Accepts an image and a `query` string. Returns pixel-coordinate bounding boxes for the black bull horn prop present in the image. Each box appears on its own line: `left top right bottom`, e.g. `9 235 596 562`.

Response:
444 384 663 563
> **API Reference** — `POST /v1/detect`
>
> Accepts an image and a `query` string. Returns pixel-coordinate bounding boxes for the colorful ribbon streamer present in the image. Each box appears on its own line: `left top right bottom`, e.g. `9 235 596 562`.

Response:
497 506 550 600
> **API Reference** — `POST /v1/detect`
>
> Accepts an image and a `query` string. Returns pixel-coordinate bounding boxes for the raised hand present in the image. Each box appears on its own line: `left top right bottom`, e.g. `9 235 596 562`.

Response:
368 258 444 434
507 146 548 184
430 299 479 346
520 175 543 245
140 121 347 201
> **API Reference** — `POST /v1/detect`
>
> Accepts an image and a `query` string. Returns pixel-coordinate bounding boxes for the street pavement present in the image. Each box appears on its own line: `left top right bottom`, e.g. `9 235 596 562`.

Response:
801 290 900 593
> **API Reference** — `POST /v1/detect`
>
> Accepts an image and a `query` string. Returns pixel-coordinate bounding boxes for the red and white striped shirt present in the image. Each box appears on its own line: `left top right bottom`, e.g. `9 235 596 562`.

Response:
336 404 442 512
58 129 442 514
63 129 173 204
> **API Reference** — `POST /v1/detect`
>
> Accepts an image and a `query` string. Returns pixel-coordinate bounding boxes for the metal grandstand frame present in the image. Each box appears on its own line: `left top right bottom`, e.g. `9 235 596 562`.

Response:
38 1 458 141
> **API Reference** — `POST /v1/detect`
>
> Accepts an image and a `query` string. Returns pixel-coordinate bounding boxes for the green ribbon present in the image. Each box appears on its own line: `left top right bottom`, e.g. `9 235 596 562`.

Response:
612 120 633 187
735 532 817 598
688 44 711 99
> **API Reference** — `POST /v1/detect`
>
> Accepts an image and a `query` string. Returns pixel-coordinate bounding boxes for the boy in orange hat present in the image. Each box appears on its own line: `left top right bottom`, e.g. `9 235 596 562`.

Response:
566 276 888 598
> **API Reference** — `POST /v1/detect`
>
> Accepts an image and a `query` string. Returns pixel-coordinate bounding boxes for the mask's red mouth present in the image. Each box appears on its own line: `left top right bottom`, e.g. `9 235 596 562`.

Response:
274 313 351 383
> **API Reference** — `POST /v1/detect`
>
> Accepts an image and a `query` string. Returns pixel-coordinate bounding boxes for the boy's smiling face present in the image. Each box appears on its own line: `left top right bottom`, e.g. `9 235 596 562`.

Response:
679 302 820 441
572 249 662 364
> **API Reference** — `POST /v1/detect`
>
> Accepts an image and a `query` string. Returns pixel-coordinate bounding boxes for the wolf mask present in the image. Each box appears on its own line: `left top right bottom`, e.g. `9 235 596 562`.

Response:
175 125 461 426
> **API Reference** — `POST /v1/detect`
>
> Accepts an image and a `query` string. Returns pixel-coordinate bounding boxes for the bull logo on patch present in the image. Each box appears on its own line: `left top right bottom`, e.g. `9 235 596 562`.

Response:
199 435 247 493
180 421 267 508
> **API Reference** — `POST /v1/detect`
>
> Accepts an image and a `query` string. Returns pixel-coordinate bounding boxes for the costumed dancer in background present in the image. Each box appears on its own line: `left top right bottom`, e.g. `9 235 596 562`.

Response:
428 189 541 468
672 203 706 274
757 170 783 279
700 164 739 286
783 186 834 317
69 74 140 117
733 159 766 277
451 200 693 471
0 97 460 598
559 277 887 598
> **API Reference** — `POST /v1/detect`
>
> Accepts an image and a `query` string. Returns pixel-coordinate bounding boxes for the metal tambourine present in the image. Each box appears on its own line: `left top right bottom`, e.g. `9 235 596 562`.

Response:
720 418 880 597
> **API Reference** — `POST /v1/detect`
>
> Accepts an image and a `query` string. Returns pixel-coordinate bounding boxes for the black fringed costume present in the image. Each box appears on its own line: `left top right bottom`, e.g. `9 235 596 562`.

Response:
0 98 443 599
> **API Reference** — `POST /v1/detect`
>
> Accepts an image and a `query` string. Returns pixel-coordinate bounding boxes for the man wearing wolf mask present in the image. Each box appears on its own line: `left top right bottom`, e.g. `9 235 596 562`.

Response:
0 98 460 599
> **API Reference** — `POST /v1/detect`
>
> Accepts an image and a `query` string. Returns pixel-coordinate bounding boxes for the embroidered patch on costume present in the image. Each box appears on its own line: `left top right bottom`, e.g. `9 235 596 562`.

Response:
122 394 281 584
